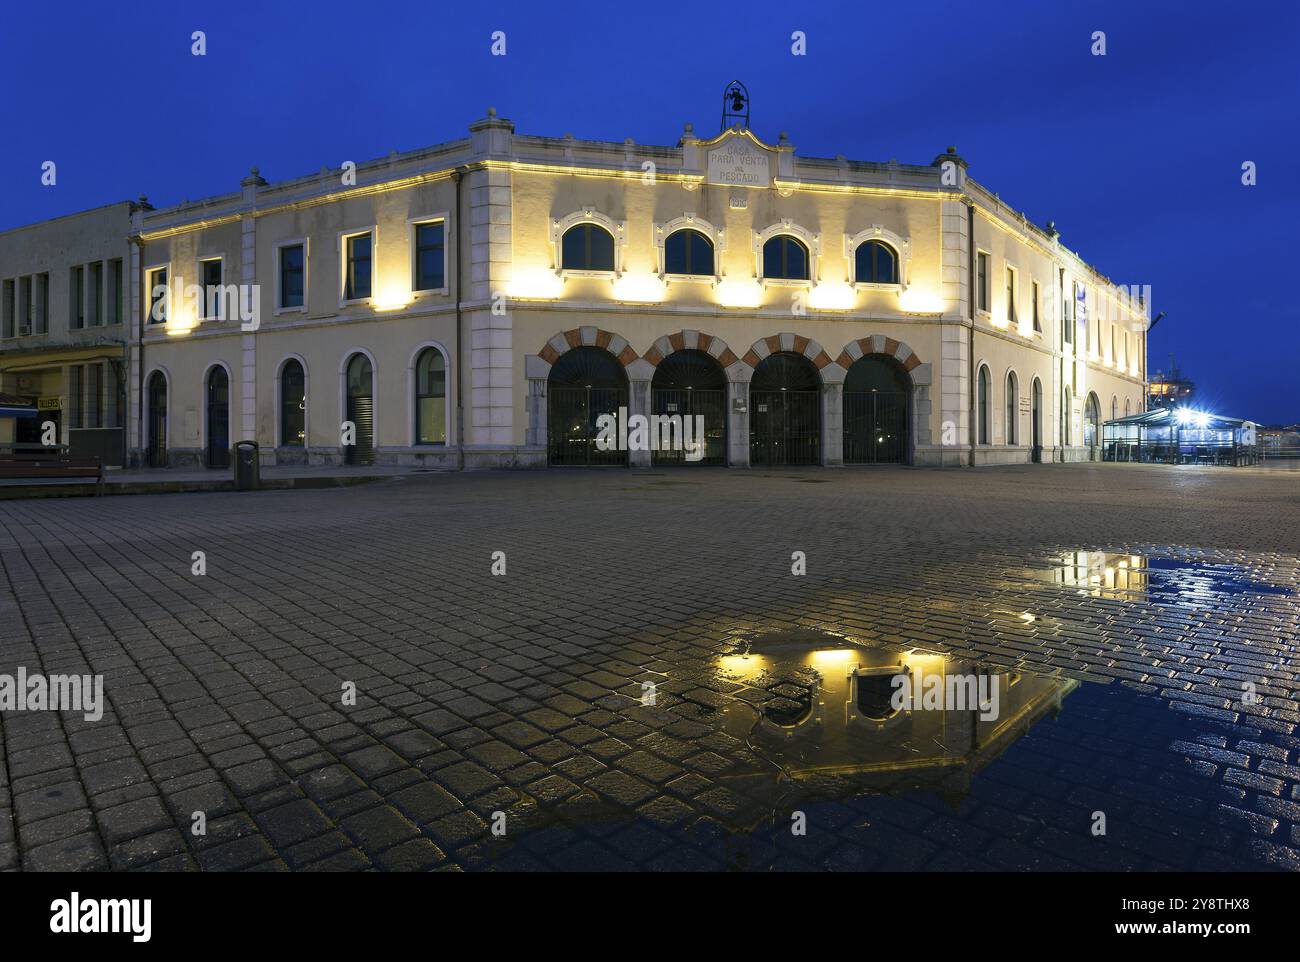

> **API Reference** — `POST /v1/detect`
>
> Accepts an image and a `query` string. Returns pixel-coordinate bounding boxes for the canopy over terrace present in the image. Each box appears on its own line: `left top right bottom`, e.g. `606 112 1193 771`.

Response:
1103 407 1258 466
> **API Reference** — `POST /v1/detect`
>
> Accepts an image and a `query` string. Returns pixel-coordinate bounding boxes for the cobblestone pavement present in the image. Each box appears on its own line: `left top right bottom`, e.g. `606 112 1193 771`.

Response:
1 463 1298 872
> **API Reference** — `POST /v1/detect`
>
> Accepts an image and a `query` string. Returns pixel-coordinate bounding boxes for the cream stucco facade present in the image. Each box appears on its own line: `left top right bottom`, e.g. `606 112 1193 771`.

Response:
4 111 1149 471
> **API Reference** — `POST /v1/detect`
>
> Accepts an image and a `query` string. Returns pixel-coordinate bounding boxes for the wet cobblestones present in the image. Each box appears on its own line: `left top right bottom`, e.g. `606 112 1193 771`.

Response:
0 463 1297 870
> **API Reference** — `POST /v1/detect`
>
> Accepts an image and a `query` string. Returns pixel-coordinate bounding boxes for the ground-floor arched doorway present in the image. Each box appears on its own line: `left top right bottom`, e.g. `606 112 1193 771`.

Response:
1031 377 1043 462
206 366 230 468
146 371 167 467
842 354 909 464
750 351 821 467
1084 392 1101 457
547 347 628 466
651 349 726 465
345 353 375 465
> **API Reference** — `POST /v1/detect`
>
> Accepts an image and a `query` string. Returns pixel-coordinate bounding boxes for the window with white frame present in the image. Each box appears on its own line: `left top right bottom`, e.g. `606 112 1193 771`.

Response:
342 231 373 302
147 267 168 324
200 257 223 320
552 210 625 275
277 243 305 310
412 220 446 292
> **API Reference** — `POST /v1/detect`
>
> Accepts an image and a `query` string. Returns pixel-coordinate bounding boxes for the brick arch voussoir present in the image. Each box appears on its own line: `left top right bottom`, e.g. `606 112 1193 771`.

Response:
740 333 836 373
538 327 638 369
835 335 924 375
641 329 740 371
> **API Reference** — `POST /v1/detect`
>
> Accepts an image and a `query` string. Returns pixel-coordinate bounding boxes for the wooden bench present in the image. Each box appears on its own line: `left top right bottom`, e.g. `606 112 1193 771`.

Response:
0 454 104 494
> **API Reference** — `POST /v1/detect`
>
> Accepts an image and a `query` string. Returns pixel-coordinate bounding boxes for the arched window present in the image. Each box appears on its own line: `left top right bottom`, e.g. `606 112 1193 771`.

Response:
1005 371 1019 445
663 229 714 276
561 223 615 271
1032 377 1043 452
854 240 898 284
762 236 809 280
1084 393 1101 449
280 359 305 447
1111 396 1118 422
345 353 375 465
977 366 991 445
206 366 230 469
1125 398 1132 417
415 348 447 445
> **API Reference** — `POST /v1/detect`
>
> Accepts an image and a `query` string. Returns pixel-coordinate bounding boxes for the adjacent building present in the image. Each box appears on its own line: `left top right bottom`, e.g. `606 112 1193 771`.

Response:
0 202 136 464
2 108 1149 470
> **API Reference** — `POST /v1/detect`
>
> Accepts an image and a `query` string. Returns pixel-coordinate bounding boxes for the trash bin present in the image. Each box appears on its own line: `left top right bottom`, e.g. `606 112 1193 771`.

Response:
233 440 260 490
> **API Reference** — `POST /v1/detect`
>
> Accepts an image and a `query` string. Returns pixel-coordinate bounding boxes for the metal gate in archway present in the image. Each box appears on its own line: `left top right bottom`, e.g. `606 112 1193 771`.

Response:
843 354 910 464
750 352 821 467
206 367 231 469
548 347 628 466
652 349 726 465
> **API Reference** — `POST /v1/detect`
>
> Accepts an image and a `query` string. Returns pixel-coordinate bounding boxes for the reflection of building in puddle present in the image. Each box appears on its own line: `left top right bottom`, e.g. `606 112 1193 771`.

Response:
718 631 1075 793
1051 550 1148 599
1047 551 1292 602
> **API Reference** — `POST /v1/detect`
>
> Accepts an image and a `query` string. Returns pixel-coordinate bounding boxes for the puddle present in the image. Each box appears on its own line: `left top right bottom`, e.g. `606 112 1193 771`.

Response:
1047 550 1293 603
715 629 1075 791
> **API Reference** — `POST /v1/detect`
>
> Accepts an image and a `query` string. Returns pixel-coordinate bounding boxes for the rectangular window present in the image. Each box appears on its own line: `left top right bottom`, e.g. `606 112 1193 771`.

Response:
976 252 989 312
1110 326 1116 363
1064 280 1074 345
279 244 304 308
18 276 32 335
148 267 168 324
1032 280 1041 332
36 273 49 333
201 258 223 319
1 279 13 338
69 365 83 430
1005 267 1016 324
70 266 85 329
414 221 445 292
344 232 372 301
87 261 102 326
1075 282 1086 350
88 363 103 428
108 259 123 325
106 363 121 428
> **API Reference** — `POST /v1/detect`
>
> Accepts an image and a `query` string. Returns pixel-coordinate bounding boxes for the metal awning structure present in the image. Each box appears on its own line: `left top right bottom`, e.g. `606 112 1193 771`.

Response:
1103 407 1258 466
0 392 38 419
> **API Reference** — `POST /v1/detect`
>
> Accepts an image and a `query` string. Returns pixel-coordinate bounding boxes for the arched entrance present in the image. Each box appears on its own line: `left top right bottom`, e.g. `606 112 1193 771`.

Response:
1084 392 1101 456
206 366 230 469
547 347 628 466
146 371 167 467
750 352 820 466
1031 377 1043 462
842 354 909 464
345 353 375 465
651 349 726 465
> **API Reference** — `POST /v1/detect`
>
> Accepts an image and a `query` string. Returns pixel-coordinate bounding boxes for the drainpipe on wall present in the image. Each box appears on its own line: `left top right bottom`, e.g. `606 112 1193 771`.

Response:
452 166 467 471
967 202 976 468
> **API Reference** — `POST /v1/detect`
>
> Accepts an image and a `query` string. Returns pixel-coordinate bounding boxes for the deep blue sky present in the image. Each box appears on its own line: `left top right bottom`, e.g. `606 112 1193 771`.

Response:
3 0 1297 421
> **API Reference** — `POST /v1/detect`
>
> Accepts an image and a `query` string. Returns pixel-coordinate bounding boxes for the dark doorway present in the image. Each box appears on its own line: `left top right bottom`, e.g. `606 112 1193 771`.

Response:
345 354 375 465
146 372 167 467
843 354 910 464
547 347 628 466
750 352 821 467
651 349 726 465
206 367 230 468
1031 378 1043 462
